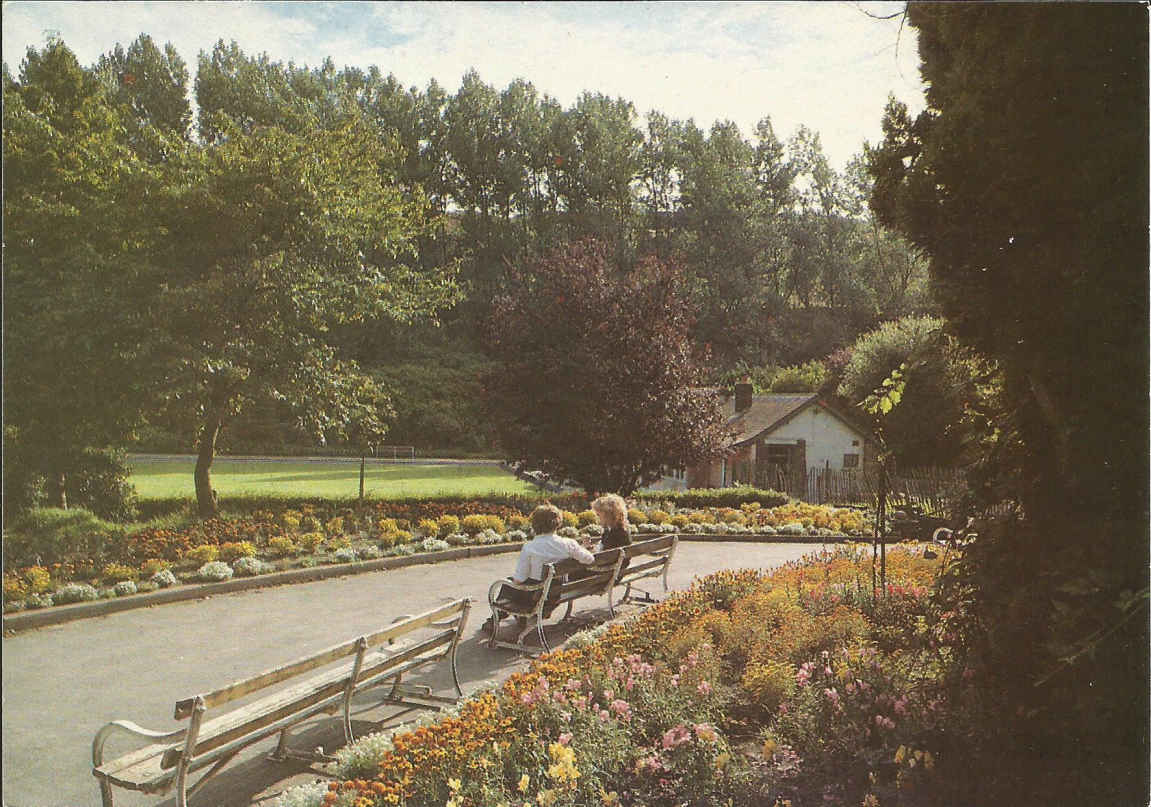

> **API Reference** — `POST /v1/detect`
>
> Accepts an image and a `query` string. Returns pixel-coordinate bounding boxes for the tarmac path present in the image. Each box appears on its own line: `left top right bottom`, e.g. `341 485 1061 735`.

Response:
2 541 824 807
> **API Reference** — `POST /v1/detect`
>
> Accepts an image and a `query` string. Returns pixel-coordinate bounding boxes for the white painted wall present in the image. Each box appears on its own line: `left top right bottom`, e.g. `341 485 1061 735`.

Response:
760 406 865 470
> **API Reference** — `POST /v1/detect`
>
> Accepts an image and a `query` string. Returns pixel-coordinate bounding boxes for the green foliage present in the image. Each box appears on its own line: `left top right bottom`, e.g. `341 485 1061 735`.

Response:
486 239 729 494
635 486 789 509
868 6 1149 803
837 316 965 467
769 360 829 393
3 508 126 569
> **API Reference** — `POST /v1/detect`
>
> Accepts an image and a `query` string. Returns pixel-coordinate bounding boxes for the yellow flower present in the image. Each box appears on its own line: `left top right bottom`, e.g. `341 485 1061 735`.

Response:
924 751 936 770
762 739 777 759
600 789 620 806
538 790 557 807
894 745 907 764
715 751 731 771
448 778 462 792
518 774 531 793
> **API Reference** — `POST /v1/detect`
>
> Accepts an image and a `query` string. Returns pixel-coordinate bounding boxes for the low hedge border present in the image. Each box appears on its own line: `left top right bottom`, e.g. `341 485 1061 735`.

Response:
2 534 846 634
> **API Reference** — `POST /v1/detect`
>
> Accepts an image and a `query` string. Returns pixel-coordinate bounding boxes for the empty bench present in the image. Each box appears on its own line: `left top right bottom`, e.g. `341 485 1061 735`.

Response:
92 598 471 807
486 534 679 654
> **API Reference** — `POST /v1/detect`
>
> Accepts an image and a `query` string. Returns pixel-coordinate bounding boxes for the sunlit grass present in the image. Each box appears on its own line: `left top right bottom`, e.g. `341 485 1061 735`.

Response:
129 458 537 500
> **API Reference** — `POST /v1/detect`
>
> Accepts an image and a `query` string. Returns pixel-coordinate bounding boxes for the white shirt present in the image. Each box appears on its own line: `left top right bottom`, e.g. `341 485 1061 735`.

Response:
513 533 595 582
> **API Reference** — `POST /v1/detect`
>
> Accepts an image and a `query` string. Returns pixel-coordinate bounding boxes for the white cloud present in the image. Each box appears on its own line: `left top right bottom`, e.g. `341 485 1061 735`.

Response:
1 0 924 167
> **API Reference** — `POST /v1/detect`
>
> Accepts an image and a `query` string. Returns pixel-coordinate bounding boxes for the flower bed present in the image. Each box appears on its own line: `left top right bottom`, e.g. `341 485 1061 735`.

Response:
272 543 965 807
2 501 870 615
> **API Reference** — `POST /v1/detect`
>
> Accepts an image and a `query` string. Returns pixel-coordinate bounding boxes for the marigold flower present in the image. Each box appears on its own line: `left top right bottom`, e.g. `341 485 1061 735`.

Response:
518 774 531 793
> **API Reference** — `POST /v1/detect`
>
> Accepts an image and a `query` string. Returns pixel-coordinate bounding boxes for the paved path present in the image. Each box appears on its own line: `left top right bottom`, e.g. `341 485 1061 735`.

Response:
1 542 824 807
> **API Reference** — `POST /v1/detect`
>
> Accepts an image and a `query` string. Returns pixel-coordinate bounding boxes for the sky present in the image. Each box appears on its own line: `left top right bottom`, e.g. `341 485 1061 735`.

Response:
1 1 925 169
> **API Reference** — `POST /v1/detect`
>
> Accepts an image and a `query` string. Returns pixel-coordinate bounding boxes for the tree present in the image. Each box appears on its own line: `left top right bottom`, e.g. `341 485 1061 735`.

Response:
3 38 160 515
485 239 729 494
837 316 964 467
867 5 1148 803
94 33 191 153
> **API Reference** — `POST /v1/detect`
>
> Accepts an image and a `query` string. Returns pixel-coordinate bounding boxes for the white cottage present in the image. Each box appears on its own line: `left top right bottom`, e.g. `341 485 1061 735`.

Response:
686 385 878 496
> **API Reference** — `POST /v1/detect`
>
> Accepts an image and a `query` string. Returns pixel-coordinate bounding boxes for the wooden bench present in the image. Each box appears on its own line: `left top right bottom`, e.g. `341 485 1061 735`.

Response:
614 534 679 605
486 548 624 654
92 598 471 807
485 535 679 654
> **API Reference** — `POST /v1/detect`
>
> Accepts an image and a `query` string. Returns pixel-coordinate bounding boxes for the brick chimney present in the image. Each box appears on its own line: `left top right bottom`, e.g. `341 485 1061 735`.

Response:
735 380 753 413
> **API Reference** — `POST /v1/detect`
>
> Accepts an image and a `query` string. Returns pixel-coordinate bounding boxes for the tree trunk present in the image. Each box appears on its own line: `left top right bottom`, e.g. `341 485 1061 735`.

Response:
195 408 223 518
55 473 68 510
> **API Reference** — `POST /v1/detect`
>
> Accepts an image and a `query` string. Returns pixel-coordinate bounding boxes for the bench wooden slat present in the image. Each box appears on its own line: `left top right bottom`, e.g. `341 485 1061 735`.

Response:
161 630 456 769
173 599 467 719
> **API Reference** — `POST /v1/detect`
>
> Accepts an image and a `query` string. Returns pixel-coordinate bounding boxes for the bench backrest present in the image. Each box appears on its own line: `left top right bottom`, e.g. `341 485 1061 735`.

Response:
547 548 623 599
622 534 678 559
162 598 470 768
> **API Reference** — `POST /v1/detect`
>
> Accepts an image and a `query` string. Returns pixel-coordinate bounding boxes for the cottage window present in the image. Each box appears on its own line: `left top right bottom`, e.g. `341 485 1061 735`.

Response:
842 453 860 468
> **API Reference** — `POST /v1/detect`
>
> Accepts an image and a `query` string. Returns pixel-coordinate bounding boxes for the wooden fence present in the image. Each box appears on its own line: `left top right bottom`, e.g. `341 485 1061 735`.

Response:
803 466 968 516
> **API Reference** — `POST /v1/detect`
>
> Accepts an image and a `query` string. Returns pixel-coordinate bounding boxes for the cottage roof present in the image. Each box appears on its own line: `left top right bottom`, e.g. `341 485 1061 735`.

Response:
726 393 875 447
727 393 820 445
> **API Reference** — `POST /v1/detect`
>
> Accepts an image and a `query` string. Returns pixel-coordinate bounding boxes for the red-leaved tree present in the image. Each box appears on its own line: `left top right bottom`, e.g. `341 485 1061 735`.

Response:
485 239 730 494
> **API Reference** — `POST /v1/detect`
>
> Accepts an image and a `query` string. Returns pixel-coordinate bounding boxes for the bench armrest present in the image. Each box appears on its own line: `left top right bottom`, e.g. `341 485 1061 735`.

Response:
92 720 185 768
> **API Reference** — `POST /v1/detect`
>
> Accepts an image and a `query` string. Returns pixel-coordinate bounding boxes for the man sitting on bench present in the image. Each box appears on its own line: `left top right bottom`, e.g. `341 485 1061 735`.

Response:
484 504 595 633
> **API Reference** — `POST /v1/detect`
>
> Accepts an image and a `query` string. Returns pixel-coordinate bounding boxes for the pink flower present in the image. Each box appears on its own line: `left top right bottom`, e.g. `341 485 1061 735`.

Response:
697 681 712 696
824 687 840 705
894 696 908 715
566 678 583 691
610 699 632 719
661 725 692 750
670 675 679 688
598 709 610 723
604 689 614 700
558 732 573 746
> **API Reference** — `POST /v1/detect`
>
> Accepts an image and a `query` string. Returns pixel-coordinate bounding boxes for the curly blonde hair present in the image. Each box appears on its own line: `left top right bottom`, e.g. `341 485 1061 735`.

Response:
591 494 628 529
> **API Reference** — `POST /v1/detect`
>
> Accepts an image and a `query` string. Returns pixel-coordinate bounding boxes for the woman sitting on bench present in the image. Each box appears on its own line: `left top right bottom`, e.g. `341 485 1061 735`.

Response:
484 504 595 632
588 493 632 573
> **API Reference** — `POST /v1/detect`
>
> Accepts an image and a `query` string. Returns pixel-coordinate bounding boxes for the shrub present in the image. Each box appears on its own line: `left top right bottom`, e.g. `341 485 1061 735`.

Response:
280 511 302 531
3 573 29 601
670 514 690 528
25 565 53 594
445 532 471 546
140 558 170 576
298 532 324 553
437 515 460 538
359 545 381 560
196 561 233 582
24 592 53 609
233 556 271 577
2 507 126 568
741 658 797 714
577 509 598 527
647 509 670 525
113 580 138 597
101 562 139 584
326 536 352 551
184 545 219 564
628 508 649 525
420 537 451 553
324 516 345 535
636 487 789 509
507 514 529 530
332 547 358 564
218 541 257 561
266 536 298 558
460 514 488 535
150 569 177 588
416 518 439 537
53 583 99 604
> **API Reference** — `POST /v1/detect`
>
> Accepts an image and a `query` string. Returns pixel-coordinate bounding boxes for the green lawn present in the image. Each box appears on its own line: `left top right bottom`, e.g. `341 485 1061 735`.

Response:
128 458 537 500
